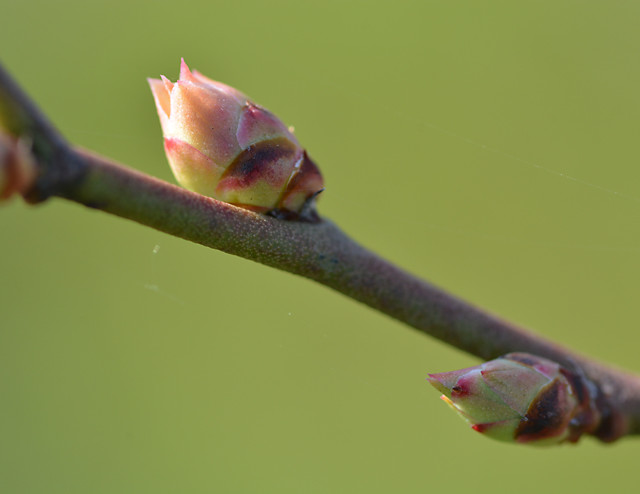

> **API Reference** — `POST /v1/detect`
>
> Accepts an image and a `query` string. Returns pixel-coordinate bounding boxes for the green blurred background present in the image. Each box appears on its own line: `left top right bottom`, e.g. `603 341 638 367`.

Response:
2 0 640 492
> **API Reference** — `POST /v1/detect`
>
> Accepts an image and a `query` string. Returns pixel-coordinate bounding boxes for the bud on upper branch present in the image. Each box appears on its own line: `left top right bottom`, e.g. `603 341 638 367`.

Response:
149 60 323 220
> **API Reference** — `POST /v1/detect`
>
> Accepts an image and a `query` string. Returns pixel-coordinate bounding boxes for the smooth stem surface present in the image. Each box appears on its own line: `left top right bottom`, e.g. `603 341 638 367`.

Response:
2 61 640 442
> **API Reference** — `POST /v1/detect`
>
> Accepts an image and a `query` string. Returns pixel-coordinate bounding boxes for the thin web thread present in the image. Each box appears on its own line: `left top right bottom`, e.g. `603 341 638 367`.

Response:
315 76 640 205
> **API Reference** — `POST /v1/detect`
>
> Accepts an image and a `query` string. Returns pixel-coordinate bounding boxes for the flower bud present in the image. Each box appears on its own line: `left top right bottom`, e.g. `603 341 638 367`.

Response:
427 353 601 444
0 132 36 202
148 60 323 218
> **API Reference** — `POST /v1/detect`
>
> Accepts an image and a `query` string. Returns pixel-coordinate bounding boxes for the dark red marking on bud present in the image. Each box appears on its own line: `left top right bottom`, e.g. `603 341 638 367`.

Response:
472 423 490 433
515 380 570 442
451 374 476 398
282 152 322 197
560 368 603 442
220 137 298 187
559 369 587 407
450 384 472 400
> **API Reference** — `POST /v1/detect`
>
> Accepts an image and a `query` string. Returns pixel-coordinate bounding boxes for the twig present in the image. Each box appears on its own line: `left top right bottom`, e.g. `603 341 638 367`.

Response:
2 61 639 442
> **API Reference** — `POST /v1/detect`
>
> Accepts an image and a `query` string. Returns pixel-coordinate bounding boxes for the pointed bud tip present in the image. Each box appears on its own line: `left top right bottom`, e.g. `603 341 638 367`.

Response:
426 374 449 395
180 58 191 78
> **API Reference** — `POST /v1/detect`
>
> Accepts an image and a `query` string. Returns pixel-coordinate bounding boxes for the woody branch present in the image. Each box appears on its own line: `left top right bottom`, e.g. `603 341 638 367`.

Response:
1 62 639 443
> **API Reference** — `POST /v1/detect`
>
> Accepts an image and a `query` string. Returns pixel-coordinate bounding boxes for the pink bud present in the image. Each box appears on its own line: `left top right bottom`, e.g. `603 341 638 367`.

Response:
0 132 36 202
427 353 602 445
148 60 323 218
